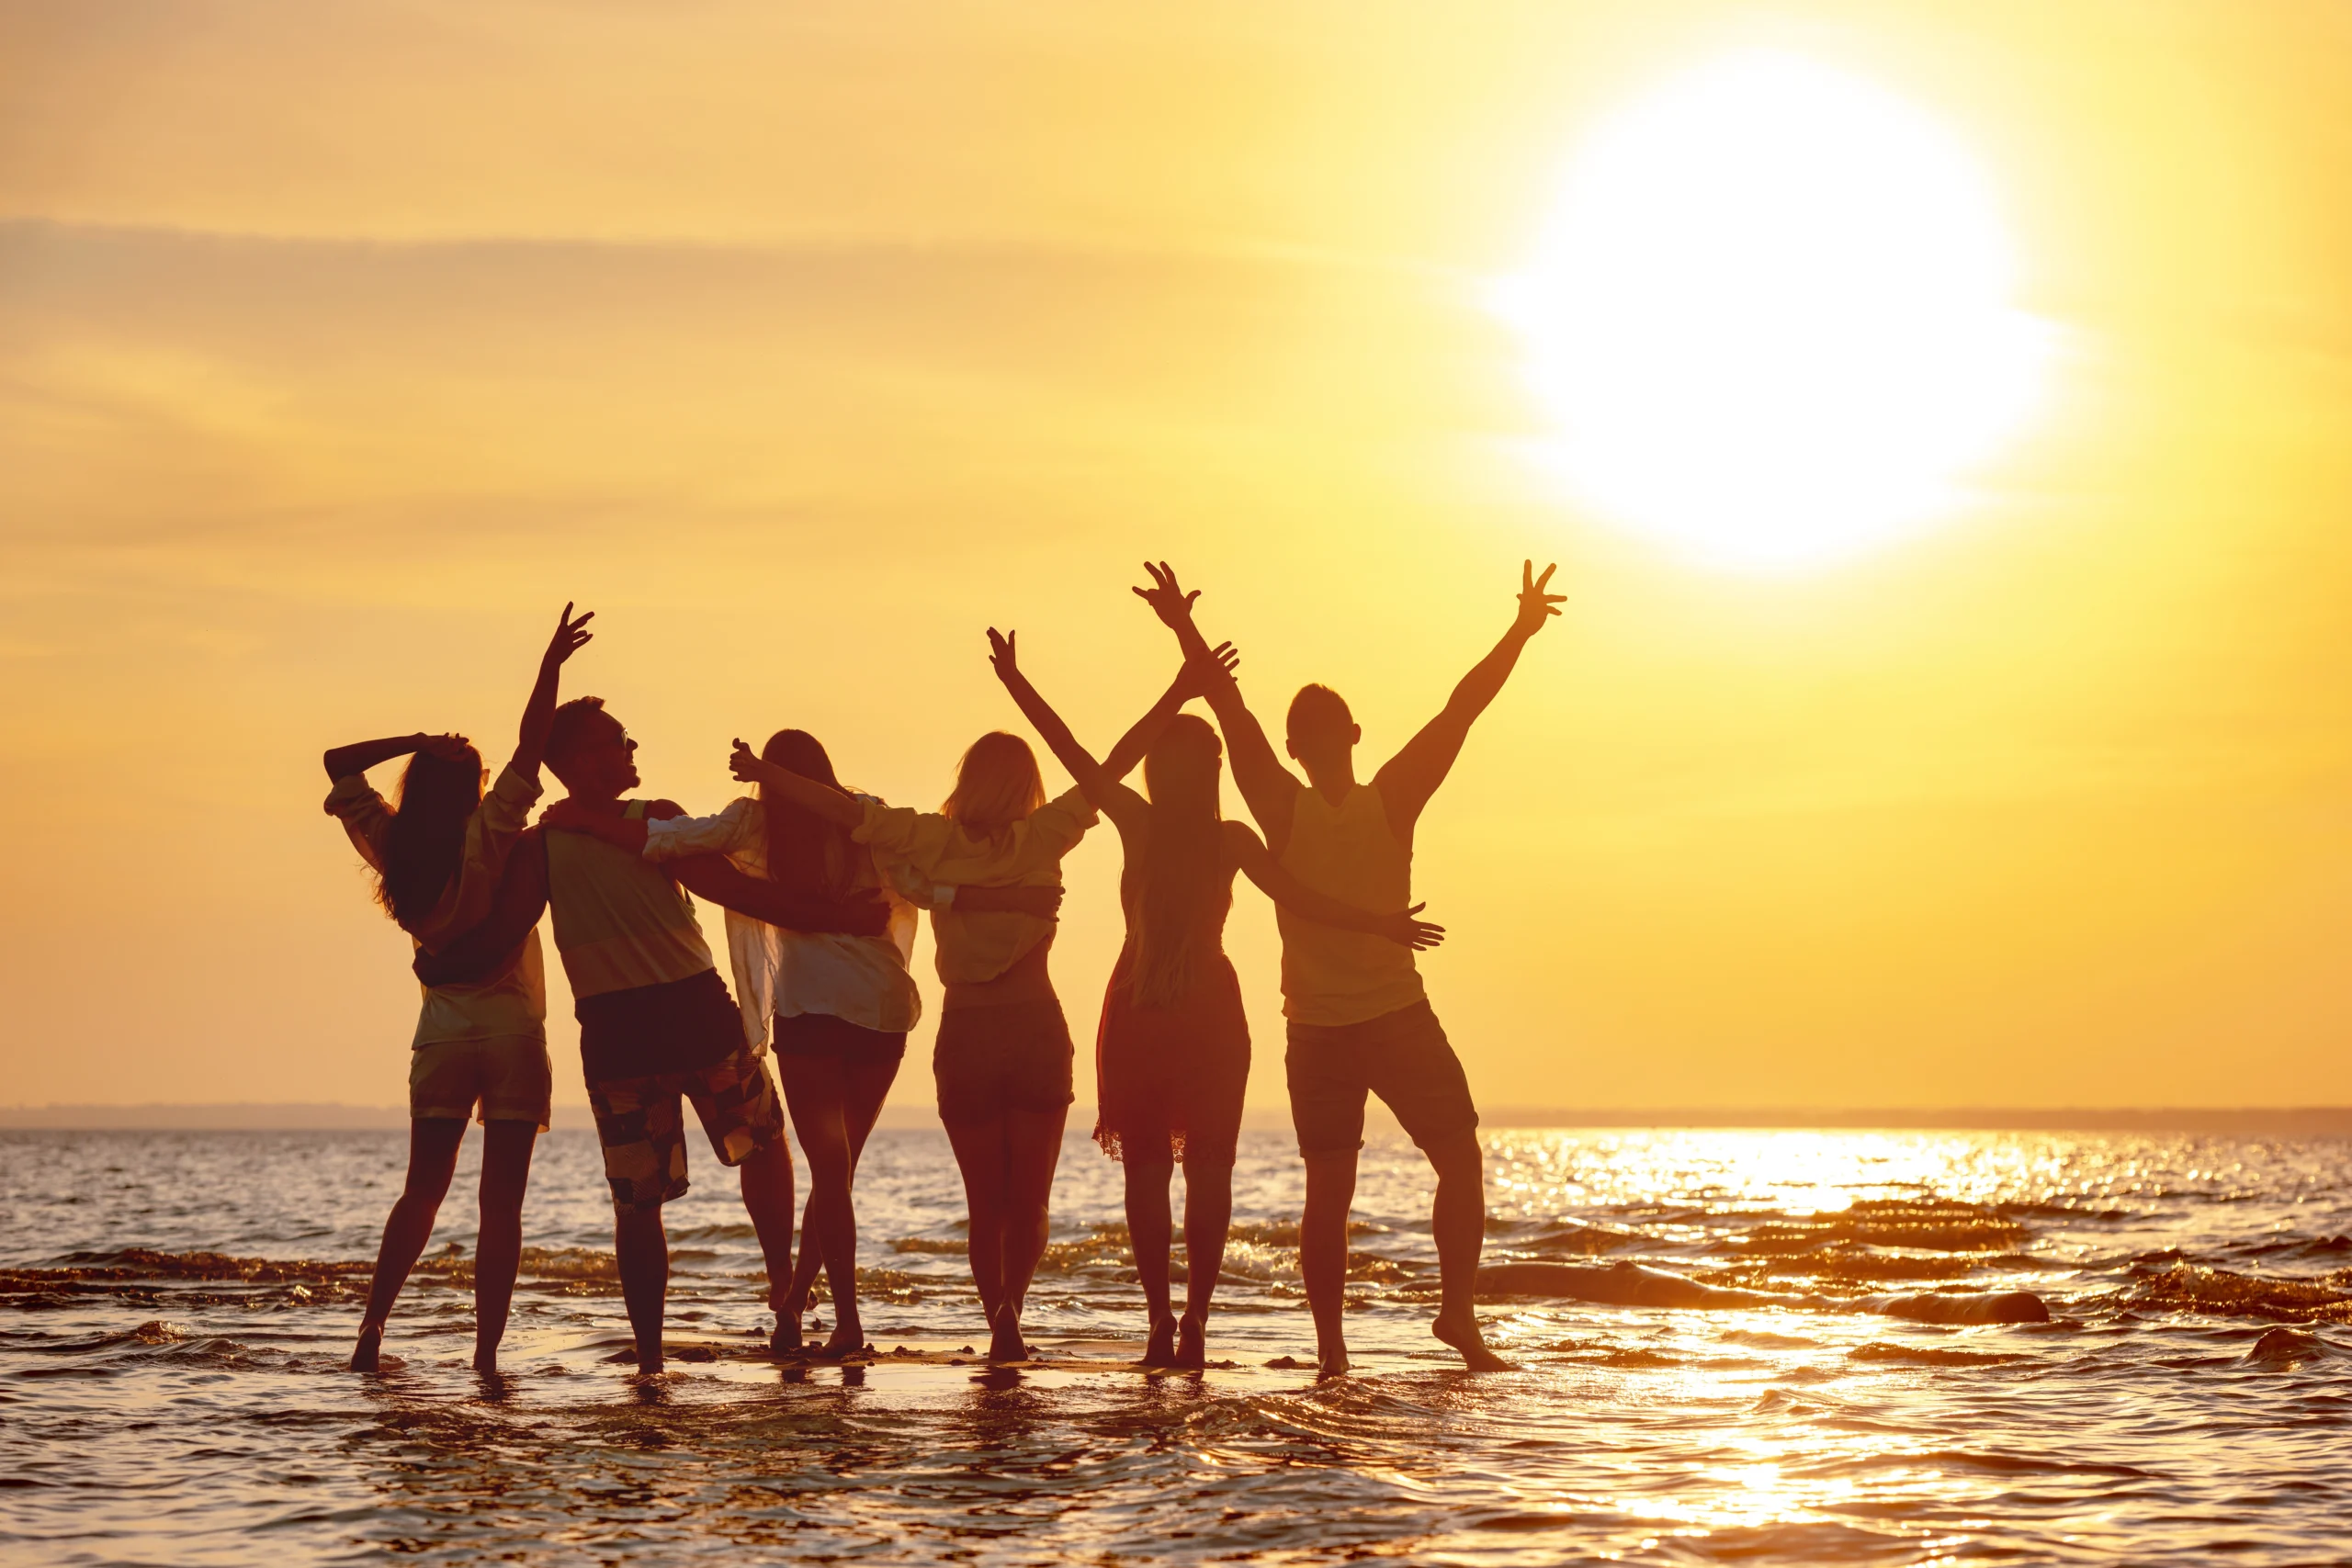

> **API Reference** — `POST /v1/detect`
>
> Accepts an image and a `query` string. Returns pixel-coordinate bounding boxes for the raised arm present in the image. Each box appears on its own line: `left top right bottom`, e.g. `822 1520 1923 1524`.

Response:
323 731 450 781
510 603 595 779
728 741 865 829
1133 560 1301 847
1098 639 1240 784
1374 560 1563 836
985 627 1122 810
1226 821 1445 949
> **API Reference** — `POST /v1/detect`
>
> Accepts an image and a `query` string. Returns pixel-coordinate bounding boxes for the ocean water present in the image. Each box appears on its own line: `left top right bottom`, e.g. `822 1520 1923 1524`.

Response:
2 1125 2348 1565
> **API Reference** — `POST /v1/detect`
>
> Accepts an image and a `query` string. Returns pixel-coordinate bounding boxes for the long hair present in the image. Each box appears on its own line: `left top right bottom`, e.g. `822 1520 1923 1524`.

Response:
378 744 484 931
1130 714 1231 1008
942 731 1046 840
757 728 858 897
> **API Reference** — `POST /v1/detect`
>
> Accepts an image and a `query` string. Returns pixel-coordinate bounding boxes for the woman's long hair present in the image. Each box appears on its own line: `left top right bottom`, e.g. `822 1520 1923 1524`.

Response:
757 728 858 897
378 745 484 931
1130 714 1230 1009
942 731 1046 839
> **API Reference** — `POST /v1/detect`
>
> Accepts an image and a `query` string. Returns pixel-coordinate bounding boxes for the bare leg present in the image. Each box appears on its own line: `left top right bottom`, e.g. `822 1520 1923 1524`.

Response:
1176 1156 1235 1369
1123 1156 1178 1366
736 1137 797 1352
1425 1128 1512 1371
780 1056 863 1354
470 1120 537 1373
613 1201 670 1373
991 1104 1069 1361
781 1051 899 1325
944 1116 1011 1342
1300 1148 1358 1375
352 1117 467 1371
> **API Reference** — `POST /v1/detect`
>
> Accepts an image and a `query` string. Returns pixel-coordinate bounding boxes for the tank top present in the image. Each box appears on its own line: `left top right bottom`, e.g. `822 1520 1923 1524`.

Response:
1274 782 1426 1027
544 800 716 999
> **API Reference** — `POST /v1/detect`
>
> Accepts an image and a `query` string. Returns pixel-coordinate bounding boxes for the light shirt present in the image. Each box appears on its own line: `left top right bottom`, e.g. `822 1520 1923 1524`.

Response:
323 763 548 1047
1275 782 1427 1027
643 795 921 1047
544 800 716 999
854 787 1097 985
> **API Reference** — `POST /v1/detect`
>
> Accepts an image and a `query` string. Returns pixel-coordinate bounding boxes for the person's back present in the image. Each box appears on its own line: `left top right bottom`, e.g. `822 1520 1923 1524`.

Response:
537 694 796 1373
1274 782 1424 1028
544 801 718 1050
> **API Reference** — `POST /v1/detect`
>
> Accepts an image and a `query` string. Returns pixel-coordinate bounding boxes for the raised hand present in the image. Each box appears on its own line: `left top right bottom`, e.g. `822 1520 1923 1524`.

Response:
545 602 595 666
1131 560 1202 629
729 737 770 785
1377 902 1447 951
1175 640 1240 700
1511 560 1564 640
417 732 474 762
987 627 1020 684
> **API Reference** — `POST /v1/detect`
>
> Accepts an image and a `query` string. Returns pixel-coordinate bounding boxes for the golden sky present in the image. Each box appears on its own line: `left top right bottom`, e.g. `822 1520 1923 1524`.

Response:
4 1 2349 1112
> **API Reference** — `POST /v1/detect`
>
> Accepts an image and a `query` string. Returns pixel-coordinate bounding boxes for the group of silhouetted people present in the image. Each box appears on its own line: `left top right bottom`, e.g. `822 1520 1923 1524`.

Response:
323 560 1563 1377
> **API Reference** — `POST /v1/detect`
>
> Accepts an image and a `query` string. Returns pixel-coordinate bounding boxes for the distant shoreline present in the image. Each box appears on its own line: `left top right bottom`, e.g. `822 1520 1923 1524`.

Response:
4 1103 2347 1134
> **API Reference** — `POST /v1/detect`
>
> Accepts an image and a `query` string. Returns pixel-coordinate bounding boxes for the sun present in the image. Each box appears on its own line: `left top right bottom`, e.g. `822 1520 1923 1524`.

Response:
1491 53 2052 571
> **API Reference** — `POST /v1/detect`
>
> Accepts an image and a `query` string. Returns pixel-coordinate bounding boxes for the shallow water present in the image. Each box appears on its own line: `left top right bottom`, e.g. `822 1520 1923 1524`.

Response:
3 1126 2349 1564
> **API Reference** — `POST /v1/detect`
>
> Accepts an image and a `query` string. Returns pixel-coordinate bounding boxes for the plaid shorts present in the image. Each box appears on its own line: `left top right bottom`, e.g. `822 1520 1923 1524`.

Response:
586 1044 787 1213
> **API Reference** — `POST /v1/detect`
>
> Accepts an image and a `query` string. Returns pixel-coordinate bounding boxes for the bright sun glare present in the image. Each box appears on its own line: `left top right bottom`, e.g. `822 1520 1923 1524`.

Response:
1492 53 2052 570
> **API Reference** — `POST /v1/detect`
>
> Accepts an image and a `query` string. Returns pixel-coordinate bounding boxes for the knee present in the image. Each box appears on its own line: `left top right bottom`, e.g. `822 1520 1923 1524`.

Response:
1425 1130 1485 1181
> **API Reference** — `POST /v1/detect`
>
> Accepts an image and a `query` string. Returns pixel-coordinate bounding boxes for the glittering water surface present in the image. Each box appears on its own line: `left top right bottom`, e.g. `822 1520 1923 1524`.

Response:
4 1126 2349 1564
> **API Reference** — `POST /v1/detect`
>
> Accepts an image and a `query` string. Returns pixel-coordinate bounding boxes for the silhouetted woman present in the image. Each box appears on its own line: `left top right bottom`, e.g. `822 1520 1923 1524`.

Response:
985 629 1442 1368
730 657 1226 1363
322 603 594 1373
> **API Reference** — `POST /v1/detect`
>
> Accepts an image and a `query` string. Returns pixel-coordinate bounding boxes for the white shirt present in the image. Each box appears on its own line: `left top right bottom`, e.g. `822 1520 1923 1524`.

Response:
642 795 922 1046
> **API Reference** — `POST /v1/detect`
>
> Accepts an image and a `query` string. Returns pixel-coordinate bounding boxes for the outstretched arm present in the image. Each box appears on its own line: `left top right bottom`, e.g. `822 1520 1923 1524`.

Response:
728 741 865 829
1132 560 1301 847
669 855 893 937
323 731 450 781
1374 560 1563 837
510 603 595 779
1227 822 1445 949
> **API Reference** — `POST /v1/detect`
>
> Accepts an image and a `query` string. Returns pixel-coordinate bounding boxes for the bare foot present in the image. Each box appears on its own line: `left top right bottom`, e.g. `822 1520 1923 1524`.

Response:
770 1317 803 1357
350 1324 384 1373
1432 1309 1514 1371
1141 1313 1178 1368
816 1319 865 1359
470 1346 499 1375
988 1309 1028 1364
635 1341 665 1376
1315 1340 1351 1378
1174 1312 1206 1371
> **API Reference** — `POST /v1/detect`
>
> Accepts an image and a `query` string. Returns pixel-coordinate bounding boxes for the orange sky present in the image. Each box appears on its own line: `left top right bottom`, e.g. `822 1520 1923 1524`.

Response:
4 1 2349 1111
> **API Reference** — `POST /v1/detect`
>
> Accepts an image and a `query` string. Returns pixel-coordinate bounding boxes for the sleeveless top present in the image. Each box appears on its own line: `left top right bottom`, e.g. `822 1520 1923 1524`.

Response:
544 799 716 999
1274 782 1425 1027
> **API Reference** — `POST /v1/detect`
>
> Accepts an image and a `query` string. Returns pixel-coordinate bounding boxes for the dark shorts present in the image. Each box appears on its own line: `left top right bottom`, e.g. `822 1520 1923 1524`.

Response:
1285 998 1478 1156
576 969 743 1082
586 1043 787 1213
772 1011 909 1063
934 999 1075 1124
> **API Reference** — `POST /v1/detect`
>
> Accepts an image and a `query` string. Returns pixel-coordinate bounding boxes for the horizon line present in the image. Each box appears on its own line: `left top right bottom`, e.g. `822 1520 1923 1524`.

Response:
3 1102 2346 1134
